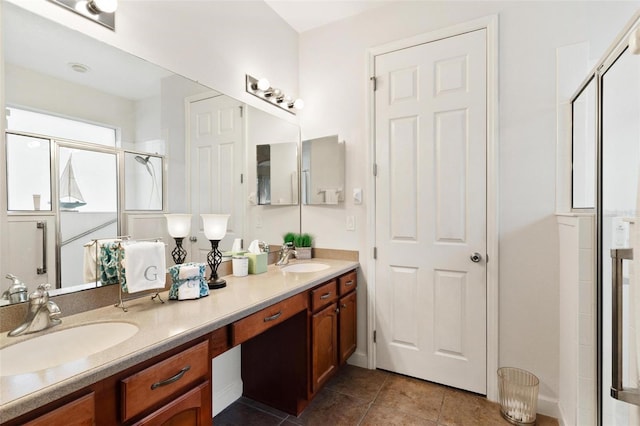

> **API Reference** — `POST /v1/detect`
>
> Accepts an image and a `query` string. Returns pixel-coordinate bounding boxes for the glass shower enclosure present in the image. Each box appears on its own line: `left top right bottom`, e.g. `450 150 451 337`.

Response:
572 15 640 425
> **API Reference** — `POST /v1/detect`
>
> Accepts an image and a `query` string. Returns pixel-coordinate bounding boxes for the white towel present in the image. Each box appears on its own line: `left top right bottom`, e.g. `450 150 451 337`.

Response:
178 279 201 300
123 242 166 293
83 239 119 283
178 264 200 280
325 189 339 205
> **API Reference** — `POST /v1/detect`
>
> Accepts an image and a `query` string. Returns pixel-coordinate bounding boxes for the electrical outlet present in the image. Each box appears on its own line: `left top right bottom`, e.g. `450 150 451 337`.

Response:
346 215 356 231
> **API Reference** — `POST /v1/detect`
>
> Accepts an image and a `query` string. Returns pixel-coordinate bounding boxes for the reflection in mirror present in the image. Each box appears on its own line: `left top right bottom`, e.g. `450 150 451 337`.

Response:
302 135 345 205
124 152 163 211
571 78 596 209
6 133 51 211
1 2 301 303
256 142 299 205
59 147 118 288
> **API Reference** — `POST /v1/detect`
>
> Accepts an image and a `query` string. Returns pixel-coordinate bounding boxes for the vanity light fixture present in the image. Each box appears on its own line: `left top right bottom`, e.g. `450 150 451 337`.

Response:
246 74 304 115
165 214 192 264
201 214 230 289
49 0 117 31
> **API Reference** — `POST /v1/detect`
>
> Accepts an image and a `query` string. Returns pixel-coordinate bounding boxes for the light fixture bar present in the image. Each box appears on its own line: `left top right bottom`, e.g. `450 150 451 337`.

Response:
246 74 304 115
49 0 116 31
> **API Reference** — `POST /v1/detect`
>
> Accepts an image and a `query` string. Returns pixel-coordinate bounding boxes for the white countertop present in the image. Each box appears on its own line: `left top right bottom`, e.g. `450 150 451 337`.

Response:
0 258 358 423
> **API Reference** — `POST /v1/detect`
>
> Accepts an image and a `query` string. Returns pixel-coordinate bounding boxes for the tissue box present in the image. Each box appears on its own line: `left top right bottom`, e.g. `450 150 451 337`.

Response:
246 253 267 274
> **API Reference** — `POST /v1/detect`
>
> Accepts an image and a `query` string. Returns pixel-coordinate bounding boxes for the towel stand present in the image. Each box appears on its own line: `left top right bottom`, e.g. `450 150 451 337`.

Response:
97 237 167 312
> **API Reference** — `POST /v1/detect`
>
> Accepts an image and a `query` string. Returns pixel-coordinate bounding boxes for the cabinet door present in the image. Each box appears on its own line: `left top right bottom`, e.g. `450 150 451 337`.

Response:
339 291 357 365
311 302 338 393
132 381 208 426
24 392 94 426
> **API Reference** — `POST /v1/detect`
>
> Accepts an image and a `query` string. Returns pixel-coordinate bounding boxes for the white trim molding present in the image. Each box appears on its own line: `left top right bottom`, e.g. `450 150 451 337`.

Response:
365 14 500 401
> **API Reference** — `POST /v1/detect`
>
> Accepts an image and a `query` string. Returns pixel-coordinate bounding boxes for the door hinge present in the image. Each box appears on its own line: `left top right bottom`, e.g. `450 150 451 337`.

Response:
239 106 244 117
373 163 378 177
373 247 377 259
240 173 244 184
373 330 377 343
486 254 489 263
370 76 377 91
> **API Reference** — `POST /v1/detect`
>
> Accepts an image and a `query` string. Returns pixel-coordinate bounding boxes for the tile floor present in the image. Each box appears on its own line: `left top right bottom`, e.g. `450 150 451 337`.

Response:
213 365 559 425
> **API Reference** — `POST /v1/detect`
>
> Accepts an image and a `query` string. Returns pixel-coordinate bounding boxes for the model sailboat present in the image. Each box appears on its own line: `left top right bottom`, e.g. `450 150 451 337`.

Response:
59 154 86 209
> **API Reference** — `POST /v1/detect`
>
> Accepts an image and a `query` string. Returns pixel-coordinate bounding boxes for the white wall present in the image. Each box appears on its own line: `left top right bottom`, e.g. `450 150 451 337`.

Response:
297 0 640 414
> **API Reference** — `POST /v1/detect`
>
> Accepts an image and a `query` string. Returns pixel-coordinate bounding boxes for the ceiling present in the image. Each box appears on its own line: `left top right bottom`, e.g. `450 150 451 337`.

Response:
264 0 393 33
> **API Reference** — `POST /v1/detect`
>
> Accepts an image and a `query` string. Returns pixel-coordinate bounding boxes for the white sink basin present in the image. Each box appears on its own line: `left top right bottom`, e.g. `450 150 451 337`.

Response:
282 263 330 273
0 322 139 376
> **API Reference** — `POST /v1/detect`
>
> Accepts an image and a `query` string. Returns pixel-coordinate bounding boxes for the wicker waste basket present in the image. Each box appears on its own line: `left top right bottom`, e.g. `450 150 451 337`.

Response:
497 367 539 425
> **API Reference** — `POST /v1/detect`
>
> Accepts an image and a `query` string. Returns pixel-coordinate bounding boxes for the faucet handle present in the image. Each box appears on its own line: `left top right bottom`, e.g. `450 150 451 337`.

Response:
29 283 52 303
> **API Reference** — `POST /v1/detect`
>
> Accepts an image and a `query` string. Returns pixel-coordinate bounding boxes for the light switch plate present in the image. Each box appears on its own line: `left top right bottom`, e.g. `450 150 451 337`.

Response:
346 215 356 231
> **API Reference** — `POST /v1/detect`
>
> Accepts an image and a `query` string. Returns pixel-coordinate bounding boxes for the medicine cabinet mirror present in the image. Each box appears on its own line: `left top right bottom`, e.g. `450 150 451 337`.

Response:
256 142 299 205
301 135 345 205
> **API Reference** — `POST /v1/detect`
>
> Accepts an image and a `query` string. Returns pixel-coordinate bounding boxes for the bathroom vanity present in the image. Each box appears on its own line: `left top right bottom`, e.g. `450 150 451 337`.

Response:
0 259 358 425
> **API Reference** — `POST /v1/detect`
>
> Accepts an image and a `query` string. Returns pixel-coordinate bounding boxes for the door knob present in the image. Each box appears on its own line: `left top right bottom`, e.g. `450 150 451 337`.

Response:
470 252 482 263
189 236 197 242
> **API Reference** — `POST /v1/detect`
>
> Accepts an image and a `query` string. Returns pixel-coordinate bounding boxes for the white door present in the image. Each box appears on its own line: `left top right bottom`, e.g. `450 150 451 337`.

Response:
374 29 487 394
188 95 244 262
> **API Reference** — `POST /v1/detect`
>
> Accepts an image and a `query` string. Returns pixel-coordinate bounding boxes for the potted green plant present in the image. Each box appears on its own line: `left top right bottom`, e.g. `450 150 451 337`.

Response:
293 233 313 259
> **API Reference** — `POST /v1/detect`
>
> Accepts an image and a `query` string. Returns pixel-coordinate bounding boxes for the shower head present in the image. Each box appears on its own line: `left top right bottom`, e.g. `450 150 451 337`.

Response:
135 155 150 165
134 155 153 176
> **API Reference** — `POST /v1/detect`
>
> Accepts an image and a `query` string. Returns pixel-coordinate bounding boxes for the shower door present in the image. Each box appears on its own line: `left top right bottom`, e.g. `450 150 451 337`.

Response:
599 33 640 425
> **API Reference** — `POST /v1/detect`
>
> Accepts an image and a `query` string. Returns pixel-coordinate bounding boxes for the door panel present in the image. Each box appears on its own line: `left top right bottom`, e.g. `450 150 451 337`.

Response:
600 39 640 425
188 96 244 262
375 29 487 394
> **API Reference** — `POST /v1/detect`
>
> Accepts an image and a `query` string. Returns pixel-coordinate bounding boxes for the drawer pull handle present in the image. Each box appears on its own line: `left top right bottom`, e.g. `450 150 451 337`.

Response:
320 292 332 300
344 280 354 286
264 311 282 322
151 366 190 390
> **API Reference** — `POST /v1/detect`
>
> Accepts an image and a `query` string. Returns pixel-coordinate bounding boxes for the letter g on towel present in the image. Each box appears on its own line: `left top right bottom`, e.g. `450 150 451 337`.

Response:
144 266 158 281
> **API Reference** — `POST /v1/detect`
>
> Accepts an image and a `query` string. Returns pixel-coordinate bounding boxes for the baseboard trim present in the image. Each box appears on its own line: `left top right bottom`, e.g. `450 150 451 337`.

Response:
212 379 243 417
538 394 562 424
347 350 368 368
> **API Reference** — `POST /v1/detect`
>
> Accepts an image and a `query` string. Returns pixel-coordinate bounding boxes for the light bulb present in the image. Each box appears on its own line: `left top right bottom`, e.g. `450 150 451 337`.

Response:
289 99 304 110
257 78 270 91
87 0 118 14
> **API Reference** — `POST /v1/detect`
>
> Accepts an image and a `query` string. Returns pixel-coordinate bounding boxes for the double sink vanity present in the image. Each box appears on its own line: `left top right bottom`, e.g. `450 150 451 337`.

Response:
0 258 359 425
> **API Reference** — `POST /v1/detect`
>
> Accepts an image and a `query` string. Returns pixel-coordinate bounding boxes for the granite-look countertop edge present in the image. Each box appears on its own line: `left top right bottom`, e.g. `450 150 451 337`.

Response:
0 259 359 423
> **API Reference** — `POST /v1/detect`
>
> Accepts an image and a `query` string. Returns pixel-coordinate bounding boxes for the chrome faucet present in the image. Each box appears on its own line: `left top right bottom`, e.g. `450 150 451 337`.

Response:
8 283 61 337
276 243 297 266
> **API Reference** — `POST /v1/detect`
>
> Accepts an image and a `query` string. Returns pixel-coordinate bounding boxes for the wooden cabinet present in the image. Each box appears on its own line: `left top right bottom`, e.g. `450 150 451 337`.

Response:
7 267 358 425
310 270 357 394
311 302 339 393
132 382 208 426
24 392 95 426
338 270 358 365
338 290 357 365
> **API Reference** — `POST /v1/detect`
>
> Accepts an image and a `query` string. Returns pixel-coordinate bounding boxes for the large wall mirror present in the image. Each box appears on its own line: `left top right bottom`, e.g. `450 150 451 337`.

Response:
1 2 300 304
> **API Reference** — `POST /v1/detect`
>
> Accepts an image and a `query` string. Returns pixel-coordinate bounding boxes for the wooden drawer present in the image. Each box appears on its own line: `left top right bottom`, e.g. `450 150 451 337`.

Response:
210 326 230 358
24 392 94 426
232 292 308 346
311 280 338 312
338 270 357 296
121 340 209 422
